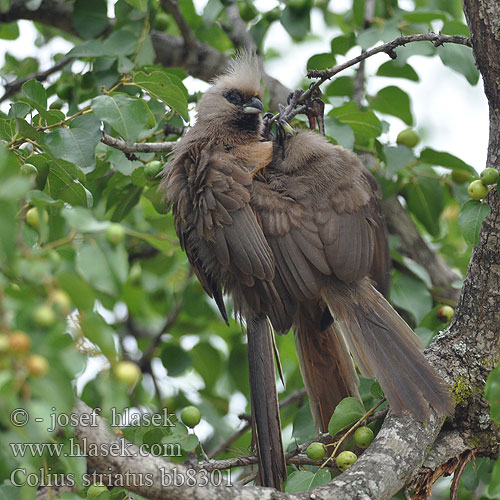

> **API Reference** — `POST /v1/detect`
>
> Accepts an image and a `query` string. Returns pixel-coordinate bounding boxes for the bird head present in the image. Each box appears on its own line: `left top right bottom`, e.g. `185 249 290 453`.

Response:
195 52 265 138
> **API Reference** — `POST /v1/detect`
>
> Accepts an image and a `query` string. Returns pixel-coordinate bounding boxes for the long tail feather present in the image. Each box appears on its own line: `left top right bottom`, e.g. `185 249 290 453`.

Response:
294 306 360 432
323 280 453 420
247 314 286 489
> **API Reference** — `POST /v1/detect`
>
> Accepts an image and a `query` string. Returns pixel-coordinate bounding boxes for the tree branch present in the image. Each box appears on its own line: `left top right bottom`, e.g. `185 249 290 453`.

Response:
160 0 197 49
0 56 73 104
101 132 175 154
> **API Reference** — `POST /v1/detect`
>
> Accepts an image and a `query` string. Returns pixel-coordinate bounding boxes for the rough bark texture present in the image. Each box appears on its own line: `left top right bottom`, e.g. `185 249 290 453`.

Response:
5 1 500 498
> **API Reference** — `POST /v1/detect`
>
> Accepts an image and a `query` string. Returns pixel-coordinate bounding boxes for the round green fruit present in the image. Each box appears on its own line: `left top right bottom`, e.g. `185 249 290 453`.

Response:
353 426 374 449
49 100 64 110
144 160 163 181
153 11 170 31
396 128 420 148
20 163 38 176
26 354 50 378
87 483 108 499
33 305 57 328
105 224 126 246
238 2 258 21
480 167 499 186
180 405 201 428
51 289 72 315
451 169 473 184
26 207 48 230
335 450 357 472
0 334 10 353
437 305 454 323
305 442 326 460
9 331 31 354
56 82 72 101
467 180 489 200
114 361 141 387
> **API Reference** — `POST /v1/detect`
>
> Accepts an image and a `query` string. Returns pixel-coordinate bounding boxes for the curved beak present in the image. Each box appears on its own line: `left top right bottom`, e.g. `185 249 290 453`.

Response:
243 96 265 114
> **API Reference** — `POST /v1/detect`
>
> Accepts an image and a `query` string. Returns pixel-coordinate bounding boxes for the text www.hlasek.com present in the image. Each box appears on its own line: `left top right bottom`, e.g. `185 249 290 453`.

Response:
10 437 182 458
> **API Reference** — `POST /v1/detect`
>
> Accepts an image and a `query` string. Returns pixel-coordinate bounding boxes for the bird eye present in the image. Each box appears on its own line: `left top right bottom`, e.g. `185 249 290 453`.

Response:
224 90 244 106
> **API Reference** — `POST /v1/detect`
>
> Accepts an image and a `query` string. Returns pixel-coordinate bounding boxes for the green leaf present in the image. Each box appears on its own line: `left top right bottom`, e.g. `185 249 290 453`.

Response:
92 94 155 141
404 175 443 236
0 21 19 40
285 469 331 493
45 114 101 173
22 78 47 112
307 52 335 71
441 20 470 37
124 0 148 12
438 44 479 85
330 102 382 142
73 0 108 39
58 272 95 310
376 61 419 81
61 206 109 232
69 29 138 58
383 145 416 177
458 200 491 245
487 458 500 498
328 397 365 437
111 185 143 222
280 6 310 41
133 71 189 121
486 364 500 424
292 401 315 442
330 33 355 56
160 344 192 377
419 148 476 175
390 273 432 324
190 342 222 390
325 76 353 97
402 10 448 23
370 86 413 125
324 115 354 150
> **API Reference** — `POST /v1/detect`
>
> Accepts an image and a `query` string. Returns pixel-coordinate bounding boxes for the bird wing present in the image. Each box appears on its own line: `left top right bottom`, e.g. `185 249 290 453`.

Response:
166 144 276 320
253 148 382 303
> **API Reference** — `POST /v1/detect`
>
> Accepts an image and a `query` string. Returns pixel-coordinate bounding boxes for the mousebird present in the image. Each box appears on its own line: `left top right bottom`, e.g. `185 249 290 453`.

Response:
251 128 453 431
160 53 286 489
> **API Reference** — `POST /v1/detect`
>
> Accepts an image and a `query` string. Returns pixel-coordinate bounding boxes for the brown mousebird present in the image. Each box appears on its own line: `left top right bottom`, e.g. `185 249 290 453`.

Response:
252 129 453 431
160 54 286 489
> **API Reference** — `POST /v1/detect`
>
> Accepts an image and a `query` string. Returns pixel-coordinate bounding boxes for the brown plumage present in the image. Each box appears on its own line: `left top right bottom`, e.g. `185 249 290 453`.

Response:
252 129 453 431
160 54 286 489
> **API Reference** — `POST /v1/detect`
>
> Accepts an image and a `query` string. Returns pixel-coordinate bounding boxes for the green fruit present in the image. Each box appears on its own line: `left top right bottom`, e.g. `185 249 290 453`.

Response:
353 426 374 449
26 207 48 230
238 2 258 21
335 450 357 472
305 442 326 460
0 334 10 353
114 361 141 387
49 100 64 110
467 180 489 200
26 354 50 378
437 305 454 323
396 128 420 148
33 305 57 328
87 483 108 499
105 224 126 246
20 163 38 176
9 331 31 354
144 160 163 181
56 82 72 100
180 405 201 428
50 289 72 315
451 169 473 184
480 167 499 186
153 11 170 31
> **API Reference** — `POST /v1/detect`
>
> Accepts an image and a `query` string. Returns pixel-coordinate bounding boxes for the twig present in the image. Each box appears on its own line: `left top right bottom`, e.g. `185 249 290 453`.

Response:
101 132 175 154
0 56 73 104
450 450 474 500
160 0 197 49
226 4 257 52
208 388 307 459
271 33 471 127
